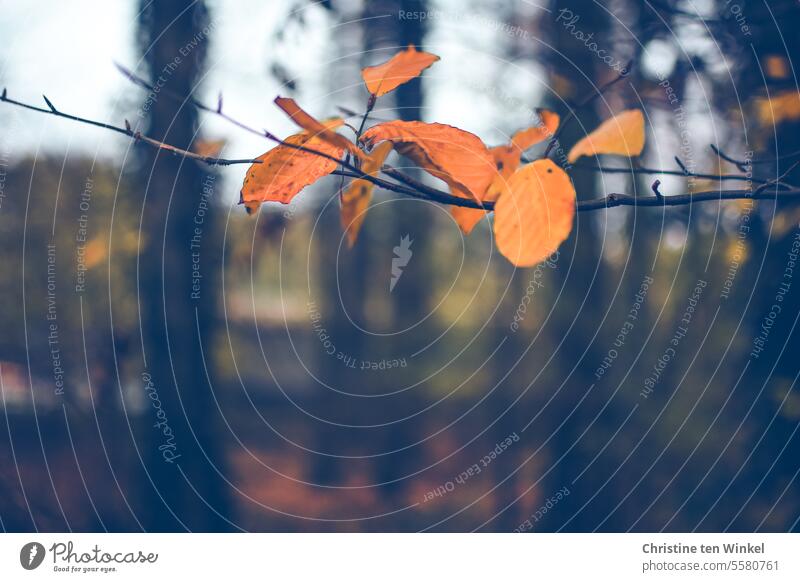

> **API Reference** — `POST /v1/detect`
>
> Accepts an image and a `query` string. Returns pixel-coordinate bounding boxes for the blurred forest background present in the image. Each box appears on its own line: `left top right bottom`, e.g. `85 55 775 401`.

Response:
1 0 799 532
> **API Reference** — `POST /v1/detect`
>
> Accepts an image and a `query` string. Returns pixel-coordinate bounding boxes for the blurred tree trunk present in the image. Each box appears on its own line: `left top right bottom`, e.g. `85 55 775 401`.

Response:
311 0 431 503
535 0 609 532
363 0 431 502
136 0 230 531
309 2 370 487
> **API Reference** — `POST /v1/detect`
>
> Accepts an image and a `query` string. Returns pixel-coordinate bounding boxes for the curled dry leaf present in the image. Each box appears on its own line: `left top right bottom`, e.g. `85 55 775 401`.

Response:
451 110 559 234
361 45 440 97
341 142 394 247
240 120 345 214
361 120 495 202
274 97 363 159
494 159 575 267
567 109 645 163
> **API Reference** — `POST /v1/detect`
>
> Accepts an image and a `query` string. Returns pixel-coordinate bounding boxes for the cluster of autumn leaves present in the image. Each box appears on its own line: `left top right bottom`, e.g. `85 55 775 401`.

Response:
240 46 645 267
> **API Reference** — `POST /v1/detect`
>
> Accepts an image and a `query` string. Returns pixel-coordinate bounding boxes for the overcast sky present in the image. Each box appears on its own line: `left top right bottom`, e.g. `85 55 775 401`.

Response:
0 0 557 203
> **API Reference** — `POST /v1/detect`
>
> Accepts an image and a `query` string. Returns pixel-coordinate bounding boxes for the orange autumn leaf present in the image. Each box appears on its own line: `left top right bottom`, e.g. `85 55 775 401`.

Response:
341 142 394 248
362 45 440 97
567 109 645 163
274 97 363 159
511 110 560 152
240 123 345 213
494 159 575 267
361 121 494 201
451 145 520 234
451 112 558 234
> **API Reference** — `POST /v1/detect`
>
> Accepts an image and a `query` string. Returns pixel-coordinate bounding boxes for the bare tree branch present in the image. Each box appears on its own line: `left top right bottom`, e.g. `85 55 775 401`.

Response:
711 143 800 170
571 161 778 186
115 63 454 196
0 90 259 166
3 86 800 215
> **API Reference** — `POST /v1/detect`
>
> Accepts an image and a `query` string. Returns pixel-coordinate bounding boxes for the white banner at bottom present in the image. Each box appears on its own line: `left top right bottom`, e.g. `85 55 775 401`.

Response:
0 533 797 581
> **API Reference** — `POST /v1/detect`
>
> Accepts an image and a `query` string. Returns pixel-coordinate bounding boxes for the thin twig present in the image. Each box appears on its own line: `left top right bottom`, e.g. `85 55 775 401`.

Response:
710 144 751 172
5 85 800 214
331 169 441 201
0 89 428 205
0 91 261 166
753 160 800 195
116 63 269 140
116 63 443 196
338 94 377 194
571 160 778 186
356 94 377 141
651 179 664 199
712 143 800 169
117 64 364 172
578 188 800 212
337 105 394 123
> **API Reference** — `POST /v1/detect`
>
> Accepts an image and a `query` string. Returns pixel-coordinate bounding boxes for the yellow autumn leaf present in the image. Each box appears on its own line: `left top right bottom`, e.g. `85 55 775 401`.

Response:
361 120 494 202
340 142 394 248
493 159 576 267
361 45 440 97
567 109 645 163
240 121 345 213
274 97 363 159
